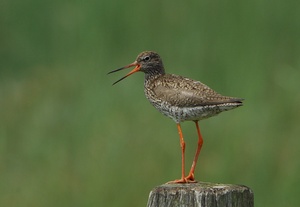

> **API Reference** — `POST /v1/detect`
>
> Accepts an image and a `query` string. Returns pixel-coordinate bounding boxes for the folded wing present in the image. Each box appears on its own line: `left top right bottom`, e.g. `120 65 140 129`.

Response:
152 74 243 107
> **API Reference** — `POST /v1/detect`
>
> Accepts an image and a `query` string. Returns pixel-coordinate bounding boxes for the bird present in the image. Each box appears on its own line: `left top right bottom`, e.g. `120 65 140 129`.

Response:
108 51 243 183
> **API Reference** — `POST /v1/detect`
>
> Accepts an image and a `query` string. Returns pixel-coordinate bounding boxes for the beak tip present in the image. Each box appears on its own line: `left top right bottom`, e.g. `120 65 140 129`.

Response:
108 62 140 85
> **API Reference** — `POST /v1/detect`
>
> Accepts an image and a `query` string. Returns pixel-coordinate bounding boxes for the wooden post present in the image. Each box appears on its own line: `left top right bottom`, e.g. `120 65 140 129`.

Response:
147 182 253 207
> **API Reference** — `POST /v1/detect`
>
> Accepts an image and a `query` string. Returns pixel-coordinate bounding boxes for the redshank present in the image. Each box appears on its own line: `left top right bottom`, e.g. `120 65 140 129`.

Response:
108 51 243 183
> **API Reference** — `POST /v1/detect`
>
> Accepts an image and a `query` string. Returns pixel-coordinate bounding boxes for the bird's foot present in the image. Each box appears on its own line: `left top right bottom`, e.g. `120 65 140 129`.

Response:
184 173 196 182
166 175 197 184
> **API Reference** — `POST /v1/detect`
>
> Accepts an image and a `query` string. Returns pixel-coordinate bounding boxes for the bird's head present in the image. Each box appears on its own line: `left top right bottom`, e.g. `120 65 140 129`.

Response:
108 51 165 85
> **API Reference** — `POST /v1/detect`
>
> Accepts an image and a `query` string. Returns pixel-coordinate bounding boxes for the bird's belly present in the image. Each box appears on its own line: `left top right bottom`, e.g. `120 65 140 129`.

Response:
159 105 220 122
149 101 238 123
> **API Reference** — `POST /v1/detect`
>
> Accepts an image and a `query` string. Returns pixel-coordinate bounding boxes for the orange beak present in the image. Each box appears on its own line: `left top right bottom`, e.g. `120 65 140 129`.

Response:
108 61 141 85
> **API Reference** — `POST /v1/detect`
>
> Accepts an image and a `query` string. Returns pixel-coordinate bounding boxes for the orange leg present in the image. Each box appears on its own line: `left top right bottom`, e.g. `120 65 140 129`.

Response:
185 121 203 182
167 123 187 183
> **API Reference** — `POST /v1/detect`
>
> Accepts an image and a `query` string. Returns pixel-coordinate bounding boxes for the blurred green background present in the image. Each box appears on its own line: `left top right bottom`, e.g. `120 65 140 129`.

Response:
1 0 299 206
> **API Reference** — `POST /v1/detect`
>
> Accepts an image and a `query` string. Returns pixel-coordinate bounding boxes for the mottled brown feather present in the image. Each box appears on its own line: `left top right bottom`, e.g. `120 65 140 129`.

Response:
147 74 243 107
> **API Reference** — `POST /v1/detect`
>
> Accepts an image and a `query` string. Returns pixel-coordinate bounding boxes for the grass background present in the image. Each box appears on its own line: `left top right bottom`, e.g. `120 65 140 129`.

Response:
1 0 300 206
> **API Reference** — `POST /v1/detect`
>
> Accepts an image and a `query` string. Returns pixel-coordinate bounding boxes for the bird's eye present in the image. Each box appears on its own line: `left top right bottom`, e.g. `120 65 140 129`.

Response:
143 56 150 61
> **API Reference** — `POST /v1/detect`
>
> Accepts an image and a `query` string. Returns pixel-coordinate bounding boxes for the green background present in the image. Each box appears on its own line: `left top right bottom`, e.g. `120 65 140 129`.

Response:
1 0 299 206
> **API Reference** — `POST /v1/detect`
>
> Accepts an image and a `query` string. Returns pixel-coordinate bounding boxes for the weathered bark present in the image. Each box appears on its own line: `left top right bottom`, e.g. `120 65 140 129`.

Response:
147 182 253 207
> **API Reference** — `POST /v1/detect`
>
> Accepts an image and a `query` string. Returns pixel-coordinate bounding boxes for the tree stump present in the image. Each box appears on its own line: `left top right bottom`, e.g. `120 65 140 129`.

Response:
147 182 253 207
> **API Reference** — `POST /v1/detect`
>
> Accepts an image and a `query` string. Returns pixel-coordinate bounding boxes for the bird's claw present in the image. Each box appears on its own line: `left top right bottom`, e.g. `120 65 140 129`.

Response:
166 174 197 184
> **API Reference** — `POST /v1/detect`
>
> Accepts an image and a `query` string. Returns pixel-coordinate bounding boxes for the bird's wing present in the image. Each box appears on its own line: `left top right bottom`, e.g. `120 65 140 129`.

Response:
151 74 242 107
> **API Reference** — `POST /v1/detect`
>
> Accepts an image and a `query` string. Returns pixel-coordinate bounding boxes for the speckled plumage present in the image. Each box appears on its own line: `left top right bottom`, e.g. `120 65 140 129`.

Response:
108 51 244 183
134 51 243 123
144 73 242 122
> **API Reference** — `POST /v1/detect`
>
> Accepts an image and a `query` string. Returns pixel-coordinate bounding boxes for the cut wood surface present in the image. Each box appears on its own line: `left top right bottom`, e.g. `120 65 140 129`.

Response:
147 182 253 207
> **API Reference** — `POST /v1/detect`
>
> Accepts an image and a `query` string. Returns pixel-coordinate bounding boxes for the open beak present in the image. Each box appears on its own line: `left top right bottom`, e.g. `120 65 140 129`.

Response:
108 61 141 85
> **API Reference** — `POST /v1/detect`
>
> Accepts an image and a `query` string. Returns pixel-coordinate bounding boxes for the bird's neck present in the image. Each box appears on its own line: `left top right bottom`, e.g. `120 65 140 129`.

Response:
144 73 165 92
144 71 164 82
144 66 165 79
